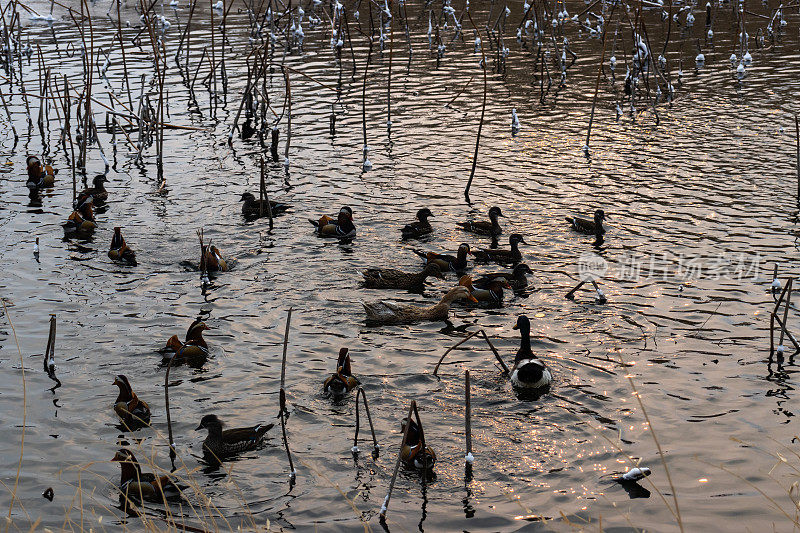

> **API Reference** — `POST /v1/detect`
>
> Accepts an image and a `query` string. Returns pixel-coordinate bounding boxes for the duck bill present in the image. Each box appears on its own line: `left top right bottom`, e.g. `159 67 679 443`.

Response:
195 424 203 431
512 323 519 330
468 294 478 303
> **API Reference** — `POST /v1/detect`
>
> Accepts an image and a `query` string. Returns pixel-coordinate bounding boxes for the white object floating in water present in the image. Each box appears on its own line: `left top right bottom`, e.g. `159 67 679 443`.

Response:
730 53 737 62
737 62 745 75
213 0 223 10
743 51 752 63
707 29 713 39
772 278 782 292
511 108 520 134
777 345 786 355
620 467 652 482
696 52 705 63
351 445 360 453
465 452 474 464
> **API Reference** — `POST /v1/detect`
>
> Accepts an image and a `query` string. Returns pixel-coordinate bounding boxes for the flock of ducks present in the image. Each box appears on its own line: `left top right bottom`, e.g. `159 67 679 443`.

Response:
24 155 613 505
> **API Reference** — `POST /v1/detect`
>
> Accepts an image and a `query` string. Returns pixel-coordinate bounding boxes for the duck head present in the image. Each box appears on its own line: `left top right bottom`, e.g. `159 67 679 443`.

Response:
512 315 531 333
594 209 607 224
111 227 125 249
488 206 504 220
92 174 108 189
456 243 473 259
513 264 534 277
422 263 445 280
185 319 210 346
336 347 352 375
337 206 353 223
113 374 134 401
196 414 224 434
458 274 475 292
509 233 527 247
26 156 42 178
240 192 256 203
416 208 434 222
79 199 95 220
112 449 143 482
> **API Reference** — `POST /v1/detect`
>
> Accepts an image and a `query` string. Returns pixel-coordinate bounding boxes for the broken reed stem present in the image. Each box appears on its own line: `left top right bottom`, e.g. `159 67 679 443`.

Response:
433 330 481 375
479 330 510 375
773 313 800 351
280 307 292 393
282 67 291 167
778 278 793 348
279 388 295 479
585 0 617 152
259 156 274 228
465 370 472 457
387 0 393 129
164 352 178 468
566 279 588 299
463 11 487 201
44 314 56 373
795 114 799 203
380 400 415 520
353 386 378 452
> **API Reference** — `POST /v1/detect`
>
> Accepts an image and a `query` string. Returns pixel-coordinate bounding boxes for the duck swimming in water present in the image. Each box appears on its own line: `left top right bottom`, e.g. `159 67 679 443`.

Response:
196 414 274 459
473 233 527 264
361 263 445 290
459 275 512 304
363 286 477 325
75 175 109 208
566 209 607 238
112 449 184 503
456 206 503 237
401 208 434 239
400 417 436 471
323 348 359 400
412 243 472 272
113 374 151 428
63 197 97 237
26 156 55 192
510 315 552 390
474 263 534 291
200 244 229 272
309 206 356 238
108 227 137 265
163 319 211 364
239 192 291 219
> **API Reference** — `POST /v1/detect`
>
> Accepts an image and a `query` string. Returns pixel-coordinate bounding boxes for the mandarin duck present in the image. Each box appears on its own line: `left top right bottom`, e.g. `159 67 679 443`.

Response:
240 192 291 218
63 198 97 237
112 449 184 503
323 347 359 399
75 175 109 208
456 206 503 236
474 264 533 291
459 275 512 304
196 414 274 459
361 263 445 290
309 206 356 238
26 155 55 191
401 208 434 239
363 285 476 325
108 227 137 265
473 233 527 264
510 315 552 390
412 243 472 272
566 209 607 237
113 374 151 428
400 417 436 471
163 319 211 364
200 244 229 272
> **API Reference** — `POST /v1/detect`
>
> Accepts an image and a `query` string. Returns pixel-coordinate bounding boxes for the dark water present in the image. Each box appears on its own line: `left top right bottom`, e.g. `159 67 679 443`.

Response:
1 0 800 530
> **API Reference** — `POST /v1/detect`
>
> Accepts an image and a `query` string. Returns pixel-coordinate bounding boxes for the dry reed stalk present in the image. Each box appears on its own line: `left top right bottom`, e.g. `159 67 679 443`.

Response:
352 386 379 455
282 66 291 167
778 278 793 349
795 114 799 202
432 329 481 375
2 299 27 531
164 352 178 468
463 11 487 201
379 400 415 521
585 0 618 153
280 307 292 392
464 370 472 463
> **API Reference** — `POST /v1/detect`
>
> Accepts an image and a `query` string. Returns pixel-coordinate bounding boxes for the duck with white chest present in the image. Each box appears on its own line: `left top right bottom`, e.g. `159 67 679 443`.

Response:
510 315 552 390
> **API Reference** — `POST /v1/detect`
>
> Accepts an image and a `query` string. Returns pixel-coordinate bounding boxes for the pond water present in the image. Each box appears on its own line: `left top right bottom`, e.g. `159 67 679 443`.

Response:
1 0 800 530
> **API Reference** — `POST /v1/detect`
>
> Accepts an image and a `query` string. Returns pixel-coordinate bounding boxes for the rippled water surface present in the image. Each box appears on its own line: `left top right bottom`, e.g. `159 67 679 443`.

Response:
1 0 800 530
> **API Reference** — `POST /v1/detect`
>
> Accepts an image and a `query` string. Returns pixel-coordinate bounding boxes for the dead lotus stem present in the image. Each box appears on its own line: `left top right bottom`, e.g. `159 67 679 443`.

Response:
585 0 617 152
433 329 481 375
463 11 487 201
353 386 378 453
778 278 793 348
279 389 296 479
479 329 510 375
280 307 292 393
164 351 178 468
465 370 472 458
379 400 415 520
